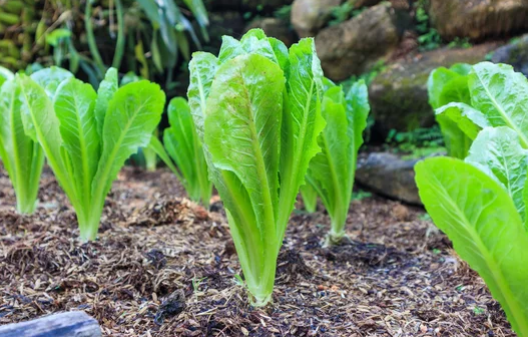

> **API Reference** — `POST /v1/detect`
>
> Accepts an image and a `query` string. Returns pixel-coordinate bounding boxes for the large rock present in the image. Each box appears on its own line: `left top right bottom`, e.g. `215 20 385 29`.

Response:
355 152 422 205
429 0 528 41
492 34 528 77
315 3 410 81
353 0 383 8
291 0 342 38
245 18 296 46
369 43 499 139
209 0 293 12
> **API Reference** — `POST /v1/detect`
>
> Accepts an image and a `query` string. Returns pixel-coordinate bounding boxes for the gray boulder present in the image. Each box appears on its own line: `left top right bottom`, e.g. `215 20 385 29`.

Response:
355 152 422 205
369 43 499 139
429 0 528 41
492 34 528 77
315 3 410 81
209 0 293 12
291 0 342 38
353 0 383 8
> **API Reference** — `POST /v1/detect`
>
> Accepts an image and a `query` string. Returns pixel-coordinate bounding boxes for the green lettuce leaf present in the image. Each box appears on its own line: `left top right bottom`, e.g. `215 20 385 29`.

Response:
277 38 326 236
54 78 100 208
466 127 528 221
30 66 73 99
204 53 285 305
0 78 44 213
187 52 218 140
162 97 212 206
300 183 318 213
0 66 14 87
435 102 490 139
191 33 325 306
94 68 118 137
415 157 528 336
92 80 165 205
469 62 528 148
305 80 370 245
18 68 165 240
435 102 490 159
428 64 473 158
18 74 76 197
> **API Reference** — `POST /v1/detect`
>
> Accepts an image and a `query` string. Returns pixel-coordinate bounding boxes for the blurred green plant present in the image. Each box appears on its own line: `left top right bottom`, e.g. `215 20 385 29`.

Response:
328 2 366 26
0 0 209 89
273 5 292 21
385 126 445 159
447 37 472 49
414 0 441 51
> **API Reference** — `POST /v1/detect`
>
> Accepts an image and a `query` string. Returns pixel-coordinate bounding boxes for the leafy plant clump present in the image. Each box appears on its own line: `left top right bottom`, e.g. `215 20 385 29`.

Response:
303 79 370 246
17 67 165 241
187 29 325 306
416 62 528 336
151 97 212 207
328 2 365 26
300 183 318 213
385 126 445 159
0 66 44 214
414 0 442 51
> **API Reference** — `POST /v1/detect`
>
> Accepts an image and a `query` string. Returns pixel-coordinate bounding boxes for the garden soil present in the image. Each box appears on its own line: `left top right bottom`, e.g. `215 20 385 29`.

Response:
0 166 514 336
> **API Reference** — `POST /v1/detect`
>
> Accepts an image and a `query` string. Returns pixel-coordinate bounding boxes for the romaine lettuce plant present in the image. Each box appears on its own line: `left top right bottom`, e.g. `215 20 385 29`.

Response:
0 67 45 214
303 80 370 246
187 29 325 306
300 184 318 213
417 62 528 336
17 67 165 241
151 97 212 207
427 63 473 158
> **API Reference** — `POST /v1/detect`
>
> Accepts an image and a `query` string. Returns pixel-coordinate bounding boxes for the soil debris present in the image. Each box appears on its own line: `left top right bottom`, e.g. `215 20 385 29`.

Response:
0 166 515 336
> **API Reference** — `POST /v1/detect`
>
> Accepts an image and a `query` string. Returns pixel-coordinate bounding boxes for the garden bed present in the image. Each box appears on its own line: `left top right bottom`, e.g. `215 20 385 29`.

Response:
0 166 514 336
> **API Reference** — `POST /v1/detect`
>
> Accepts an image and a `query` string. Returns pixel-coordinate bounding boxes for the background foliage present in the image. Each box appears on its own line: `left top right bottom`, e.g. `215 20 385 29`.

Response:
0 0 208 93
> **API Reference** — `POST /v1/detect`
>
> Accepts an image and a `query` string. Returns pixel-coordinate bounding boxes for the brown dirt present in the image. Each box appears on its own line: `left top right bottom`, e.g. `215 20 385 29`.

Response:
0 166 514 336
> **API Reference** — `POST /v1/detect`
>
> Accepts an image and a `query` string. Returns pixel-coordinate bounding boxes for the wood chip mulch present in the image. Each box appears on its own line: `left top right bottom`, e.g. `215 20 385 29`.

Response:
0 166 515 336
